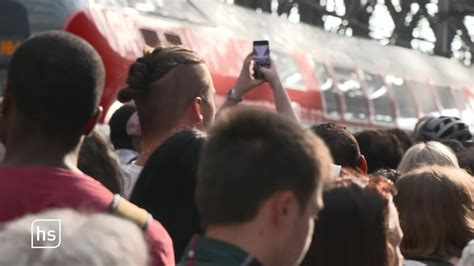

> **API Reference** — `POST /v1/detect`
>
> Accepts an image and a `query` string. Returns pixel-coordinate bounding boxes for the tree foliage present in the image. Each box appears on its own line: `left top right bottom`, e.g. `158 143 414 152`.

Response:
233 0 474 64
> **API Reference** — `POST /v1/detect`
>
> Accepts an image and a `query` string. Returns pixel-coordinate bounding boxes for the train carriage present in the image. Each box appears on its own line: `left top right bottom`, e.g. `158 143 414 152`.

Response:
1 0 473 131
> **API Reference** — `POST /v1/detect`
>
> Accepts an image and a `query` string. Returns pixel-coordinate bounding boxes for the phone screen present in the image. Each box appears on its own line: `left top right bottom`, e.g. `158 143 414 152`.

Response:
253 40 270 79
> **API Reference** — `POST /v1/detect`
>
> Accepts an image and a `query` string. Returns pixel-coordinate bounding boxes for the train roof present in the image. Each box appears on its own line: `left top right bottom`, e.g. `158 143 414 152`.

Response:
84 0 473 88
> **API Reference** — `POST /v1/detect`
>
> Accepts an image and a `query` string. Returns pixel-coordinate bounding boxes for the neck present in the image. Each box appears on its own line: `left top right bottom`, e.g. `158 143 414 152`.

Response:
135 122 191 166
205 223 271 266
3 129 81 171
135 130 171 166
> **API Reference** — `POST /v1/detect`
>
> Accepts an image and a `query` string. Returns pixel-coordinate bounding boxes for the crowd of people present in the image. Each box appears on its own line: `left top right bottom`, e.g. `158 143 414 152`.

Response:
0 31 473 266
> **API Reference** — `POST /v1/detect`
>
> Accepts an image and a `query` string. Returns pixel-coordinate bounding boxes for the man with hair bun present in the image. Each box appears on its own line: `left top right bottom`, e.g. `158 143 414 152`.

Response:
120 47 297 195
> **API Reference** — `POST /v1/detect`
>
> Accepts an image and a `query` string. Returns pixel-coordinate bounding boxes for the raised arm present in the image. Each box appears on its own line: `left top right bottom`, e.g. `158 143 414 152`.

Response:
259 59 299 121
218 53 264 112
218 53 298 122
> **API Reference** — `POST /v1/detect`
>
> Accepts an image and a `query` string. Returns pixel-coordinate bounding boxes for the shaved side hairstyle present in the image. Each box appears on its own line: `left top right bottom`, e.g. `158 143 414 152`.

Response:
118 47 208 134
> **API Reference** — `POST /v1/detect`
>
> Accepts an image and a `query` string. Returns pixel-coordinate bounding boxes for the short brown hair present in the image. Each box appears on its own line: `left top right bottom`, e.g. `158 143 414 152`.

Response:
311 123 361 169
355 130 403 173
196 108 332 225
394 166 474 260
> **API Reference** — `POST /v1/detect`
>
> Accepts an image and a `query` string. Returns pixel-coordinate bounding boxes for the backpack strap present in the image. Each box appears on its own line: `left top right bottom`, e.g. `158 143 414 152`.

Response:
109 194 152 231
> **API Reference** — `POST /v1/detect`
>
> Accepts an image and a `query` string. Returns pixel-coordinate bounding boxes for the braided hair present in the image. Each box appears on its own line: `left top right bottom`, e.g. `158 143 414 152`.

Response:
118 47 205 103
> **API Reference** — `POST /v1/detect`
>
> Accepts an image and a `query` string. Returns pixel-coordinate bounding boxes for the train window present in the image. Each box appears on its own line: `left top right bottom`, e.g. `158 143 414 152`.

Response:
434 85 456 109
272 51 306 91
311 61 340 119
454 89 470 111
411 81 439 115
164 33 182 45
363 72 394 124
140 28 160 47
313 62 340 119
333 67 368 122
385 75 417 119
434 85 460 116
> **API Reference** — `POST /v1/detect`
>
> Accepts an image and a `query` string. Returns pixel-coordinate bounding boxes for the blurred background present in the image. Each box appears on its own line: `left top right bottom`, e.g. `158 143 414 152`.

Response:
228 0 474 65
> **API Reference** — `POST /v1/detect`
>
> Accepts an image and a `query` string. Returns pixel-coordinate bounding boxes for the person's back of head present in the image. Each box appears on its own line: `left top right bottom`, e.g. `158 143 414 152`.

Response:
118 47 215 140
415 116 472 142
439 139 466 153
397 141 459 174
0 208 149 266
302 174 402 266
394 166 474 262
78 130 123 194
131 128 206 258
196 107 332 266
355 129 404 173
311 123 365 172
109 105 137 151
413 116 435 139
456 147 474 175
388 128 414 153
4 31 104 151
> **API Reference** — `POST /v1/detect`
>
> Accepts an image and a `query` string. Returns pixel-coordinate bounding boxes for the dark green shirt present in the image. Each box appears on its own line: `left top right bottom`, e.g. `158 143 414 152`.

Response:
178 235 262 266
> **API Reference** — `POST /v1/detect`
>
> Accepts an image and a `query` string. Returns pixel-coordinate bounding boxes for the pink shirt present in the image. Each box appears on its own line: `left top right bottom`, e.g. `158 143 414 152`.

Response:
0 167 174 265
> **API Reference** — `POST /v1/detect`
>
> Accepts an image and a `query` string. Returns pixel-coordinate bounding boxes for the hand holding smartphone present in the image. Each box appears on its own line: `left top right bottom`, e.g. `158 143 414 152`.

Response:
252 40 270 80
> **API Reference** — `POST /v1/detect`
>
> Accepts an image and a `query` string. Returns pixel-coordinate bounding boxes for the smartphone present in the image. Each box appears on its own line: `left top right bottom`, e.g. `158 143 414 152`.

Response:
253 40 270 80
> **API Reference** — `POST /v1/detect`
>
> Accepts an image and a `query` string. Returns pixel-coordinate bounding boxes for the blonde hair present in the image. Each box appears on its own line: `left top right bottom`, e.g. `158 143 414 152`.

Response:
0 209 150 266
397 141 459 174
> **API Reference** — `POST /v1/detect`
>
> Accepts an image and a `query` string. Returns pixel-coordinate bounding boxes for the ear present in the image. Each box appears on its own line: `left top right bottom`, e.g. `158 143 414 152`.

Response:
269 191 299 227
359 155 368 174
84 106 103 135
190 97 204 124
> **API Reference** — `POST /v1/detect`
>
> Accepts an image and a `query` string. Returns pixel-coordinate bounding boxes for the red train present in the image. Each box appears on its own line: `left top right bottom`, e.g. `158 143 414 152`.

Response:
1 0 474 131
